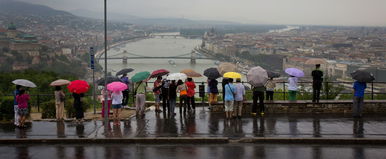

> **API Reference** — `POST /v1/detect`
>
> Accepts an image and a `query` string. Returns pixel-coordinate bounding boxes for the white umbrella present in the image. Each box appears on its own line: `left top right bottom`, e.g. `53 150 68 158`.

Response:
167 73 187 81
12 79 37 88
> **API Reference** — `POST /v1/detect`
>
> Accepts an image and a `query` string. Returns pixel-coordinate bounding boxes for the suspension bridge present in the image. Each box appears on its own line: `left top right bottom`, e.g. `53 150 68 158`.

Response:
97 50 214 64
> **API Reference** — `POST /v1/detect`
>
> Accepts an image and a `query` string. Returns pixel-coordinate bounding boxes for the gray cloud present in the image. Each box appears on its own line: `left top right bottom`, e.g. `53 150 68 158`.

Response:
19 0 386 26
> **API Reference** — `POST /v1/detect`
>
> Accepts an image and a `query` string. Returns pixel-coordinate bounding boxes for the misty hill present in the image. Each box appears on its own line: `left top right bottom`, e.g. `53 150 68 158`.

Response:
0 0 73 17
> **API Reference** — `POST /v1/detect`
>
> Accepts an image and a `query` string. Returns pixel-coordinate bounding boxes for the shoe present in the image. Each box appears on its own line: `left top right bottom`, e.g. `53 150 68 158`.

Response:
260 112 265 116
251 113 257 116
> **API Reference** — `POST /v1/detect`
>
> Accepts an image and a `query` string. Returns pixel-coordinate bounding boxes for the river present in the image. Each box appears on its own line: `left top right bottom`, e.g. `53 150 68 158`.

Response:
99 33 218 82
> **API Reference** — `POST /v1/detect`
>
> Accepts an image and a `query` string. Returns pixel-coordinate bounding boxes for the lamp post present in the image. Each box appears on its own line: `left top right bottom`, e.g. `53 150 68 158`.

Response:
103 0 109 126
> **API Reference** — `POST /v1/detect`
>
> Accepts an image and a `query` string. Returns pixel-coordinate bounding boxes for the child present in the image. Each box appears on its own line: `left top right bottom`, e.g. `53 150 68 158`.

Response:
16 89 30 127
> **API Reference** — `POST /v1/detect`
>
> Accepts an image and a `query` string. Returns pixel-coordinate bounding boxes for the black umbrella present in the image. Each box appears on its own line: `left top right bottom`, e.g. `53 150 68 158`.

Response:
116 68 134 76
203 67 221 79
97 76 122 86
351 70 375 82
267 71 280 78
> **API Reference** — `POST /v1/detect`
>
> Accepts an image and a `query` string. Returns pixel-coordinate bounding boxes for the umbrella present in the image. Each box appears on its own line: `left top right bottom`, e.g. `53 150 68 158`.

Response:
305 58 327 65
167 73 187 81
351 70 375 82
150 69 170 78
116 68 134 76
107 82 128 92
67 80 89 93
285 68 304 77
131 71 150 83
267 71 281 78
180 69 202 77
12 79 37 88
218 62 237 75
50 79 71 86
223 72 242 79
96 76 121 86
203 67 221 79
247 66 268 87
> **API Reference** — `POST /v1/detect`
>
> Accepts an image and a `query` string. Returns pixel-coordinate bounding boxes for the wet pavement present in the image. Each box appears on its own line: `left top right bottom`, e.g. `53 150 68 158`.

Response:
1 144 386 159
1 107 386 139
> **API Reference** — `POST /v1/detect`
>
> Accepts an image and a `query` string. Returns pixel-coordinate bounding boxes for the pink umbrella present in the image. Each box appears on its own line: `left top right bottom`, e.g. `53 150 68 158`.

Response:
107 82 128 92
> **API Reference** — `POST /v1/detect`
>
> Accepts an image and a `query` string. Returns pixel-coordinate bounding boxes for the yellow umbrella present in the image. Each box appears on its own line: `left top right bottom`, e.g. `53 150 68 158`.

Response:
223 72 241 79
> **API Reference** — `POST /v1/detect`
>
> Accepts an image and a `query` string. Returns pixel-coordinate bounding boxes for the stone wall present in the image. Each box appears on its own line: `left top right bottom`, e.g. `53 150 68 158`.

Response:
209 100 386 114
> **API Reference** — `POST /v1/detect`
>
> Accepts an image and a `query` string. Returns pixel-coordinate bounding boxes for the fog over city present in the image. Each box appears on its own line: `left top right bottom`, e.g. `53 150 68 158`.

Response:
18 0 386 26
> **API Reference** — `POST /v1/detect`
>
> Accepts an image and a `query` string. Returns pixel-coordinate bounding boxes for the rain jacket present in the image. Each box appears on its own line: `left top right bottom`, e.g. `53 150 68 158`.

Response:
186 81 196 97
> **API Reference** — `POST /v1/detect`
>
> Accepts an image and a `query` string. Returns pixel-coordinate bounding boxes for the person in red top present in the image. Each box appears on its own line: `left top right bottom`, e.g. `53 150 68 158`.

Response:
16 89 30 127
185 78 196 111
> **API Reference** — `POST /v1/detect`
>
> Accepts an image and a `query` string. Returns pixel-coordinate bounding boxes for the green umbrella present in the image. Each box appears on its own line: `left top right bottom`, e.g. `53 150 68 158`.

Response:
131 71 150 83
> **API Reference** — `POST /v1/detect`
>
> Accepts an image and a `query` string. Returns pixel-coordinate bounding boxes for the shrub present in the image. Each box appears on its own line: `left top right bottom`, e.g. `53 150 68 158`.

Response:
41 100 56 119
0 97 15 121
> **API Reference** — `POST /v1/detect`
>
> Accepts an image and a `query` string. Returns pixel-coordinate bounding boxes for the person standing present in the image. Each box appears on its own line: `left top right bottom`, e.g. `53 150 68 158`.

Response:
288 75 298 101
161 79 170 116
353 81 367 118
224 78 236 119
111 91 123 125
265 77 276 101
120 73 130 108
54 86 65 120
177 80 188 114
234 78 245 118
168 80 177 117
100 88 112 118
153 76 162 113
186 78 196 112
72 93 84 123
13 85 21 126
208 78 219 108
135 80 147 117
312 64 323 103
252 85 265 116
16 89 30 127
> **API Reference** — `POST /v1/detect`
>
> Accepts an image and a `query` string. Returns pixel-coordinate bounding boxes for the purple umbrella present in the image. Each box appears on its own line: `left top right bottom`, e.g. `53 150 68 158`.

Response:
285 68 304 77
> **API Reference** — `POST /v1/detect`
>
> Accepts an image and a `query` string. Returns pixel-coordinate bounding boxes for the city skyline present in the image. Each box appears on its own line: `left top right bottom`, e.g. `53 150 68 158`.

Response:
16 0 386 26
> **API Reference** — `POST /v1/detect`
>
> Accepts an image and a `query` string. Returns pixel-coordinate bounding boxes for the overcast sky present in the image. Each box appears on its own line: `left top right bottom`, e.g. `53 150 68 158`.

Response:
20 0 386 26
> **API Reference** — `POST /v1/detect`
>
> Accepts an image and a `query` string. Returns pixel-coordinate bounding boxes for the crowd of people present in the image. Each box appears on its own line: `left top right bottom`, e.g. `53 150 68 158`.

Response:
10 64 371 127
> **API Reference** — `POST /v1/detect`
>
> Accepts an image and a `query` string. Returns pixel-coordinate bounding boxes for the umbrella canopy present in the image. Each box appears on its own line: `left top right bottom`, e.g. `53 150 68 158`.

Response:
351 70 375 82
285 68 304 77
203 67 221 79
131 71 150 83
305 58 327 65
67 80 89 93
223 72 242 79
96 76 121 86
167 73 188 81
218 62 237 75
12 79 37 88
180 69 202 77
246 66 268 87
116 68 134 76
267 71 281 78
107 82 128 92
50 79 71 86
150 69 170 78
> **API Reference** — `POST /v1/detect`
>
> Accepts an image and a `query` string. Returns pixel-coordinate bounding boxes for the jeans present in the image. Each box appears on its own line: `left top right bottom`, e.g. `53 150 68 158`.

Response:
252 91 264 113
169 98 176 115
179 95 188 113
266 91 274 100
122 90 129 106
353 96 364 117
187 96 195 110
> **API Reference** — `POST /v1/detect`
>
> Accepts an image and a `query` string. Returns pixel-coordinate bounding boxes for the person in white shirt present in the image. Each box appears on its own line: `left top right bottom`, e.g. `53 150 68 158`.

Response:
288 76 298 101
111 91 123 125
233 78 245 119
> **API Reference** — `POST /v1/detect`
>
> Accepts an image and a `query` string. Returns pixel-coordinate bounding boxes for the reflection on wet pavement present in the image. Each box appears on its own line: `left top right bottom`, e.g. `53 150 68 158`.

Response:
2 107 386 138
1 144 386 159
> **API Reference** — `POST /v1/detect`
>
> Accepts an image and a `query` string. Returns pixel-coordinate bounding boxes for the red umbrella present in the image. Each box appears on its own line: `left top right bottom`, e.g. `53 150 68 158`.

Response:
150 69 170 78
67 80 90 94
